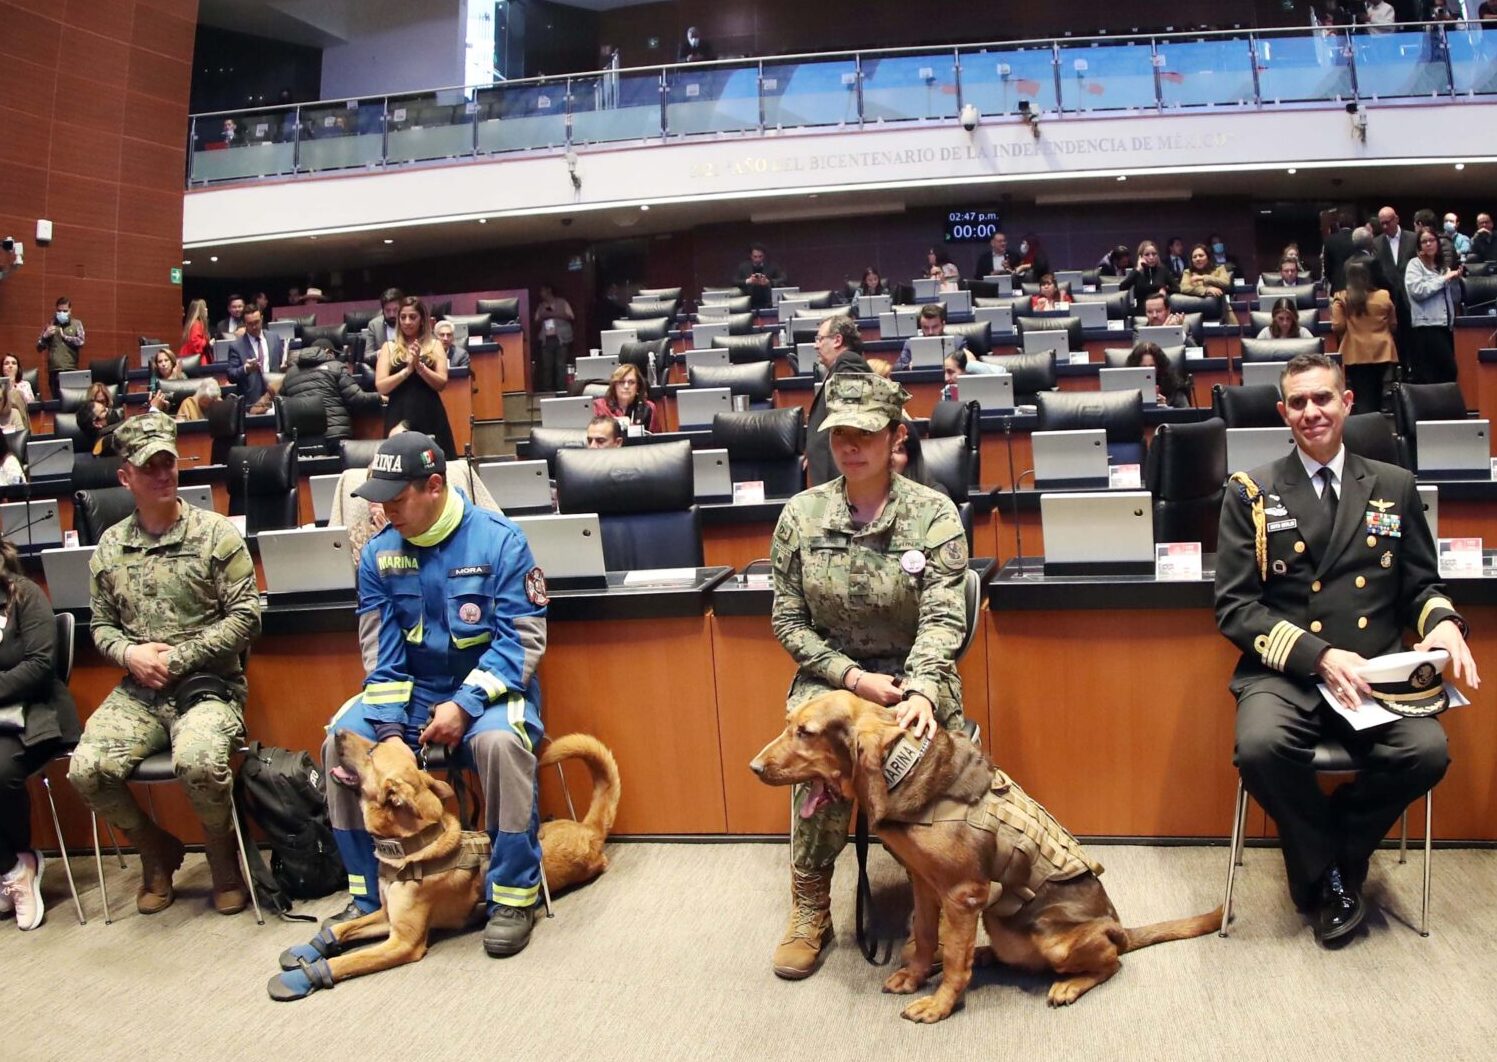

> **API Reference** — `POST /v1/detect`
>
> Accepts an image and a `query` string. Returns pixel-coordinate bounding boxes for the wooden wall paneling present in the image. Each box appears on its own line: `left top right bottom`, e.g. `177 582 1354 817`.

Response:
710 613 799 834
119 137 184 188
74 28 135 88
53 72 128 136
47 175 122 234
2 4 64 67
65 0 137 41
50 225 119 285
130 3 197 60
51 129 123 184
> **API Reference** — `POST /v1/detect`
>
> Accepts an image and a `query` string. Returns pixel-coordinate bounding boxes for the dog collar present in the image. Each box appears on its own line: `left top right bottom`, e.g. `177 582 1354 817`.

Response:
883 734 932 791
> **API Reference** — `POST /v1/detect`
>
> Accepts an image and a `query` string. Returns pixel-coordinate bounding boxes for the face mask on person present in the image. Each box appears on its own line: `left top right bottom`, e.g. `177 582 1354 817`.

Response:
1443 221 1457 234
1212 242 1225 255
1018 241 1029 256
55 311 70 325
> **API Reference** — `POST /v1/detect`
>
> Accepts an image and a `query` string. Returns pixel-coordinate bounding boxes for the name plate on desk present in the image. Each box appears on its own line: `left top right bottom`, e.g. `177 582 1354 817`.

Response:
1490 457 1497 481
622 568 698 588
1068 351 1090 366
1438 537 1483 578
1109 464 1142 489
1185 346 1205 361
733 481 765 505
1155 542 1202 581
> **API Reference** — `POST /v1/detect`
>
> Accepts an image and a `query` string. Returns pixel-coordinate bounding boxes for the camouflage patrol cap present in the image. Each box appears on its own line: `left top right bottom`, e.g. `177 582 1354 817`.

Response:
819 372 911 433
113 410 178 466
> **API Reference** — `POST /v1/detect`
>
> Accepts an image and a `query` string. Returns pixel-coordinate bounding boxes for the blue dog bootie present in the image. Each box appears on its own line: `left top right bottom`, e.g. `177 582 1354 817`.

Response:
278 926 342 971
268 957 334 1002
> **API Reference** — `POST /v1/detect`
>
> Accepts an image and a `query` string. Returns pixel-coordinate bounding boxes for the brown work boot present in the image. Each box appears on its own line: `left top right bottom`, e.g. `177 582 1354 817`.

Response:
203 832 248 915
772 867 834 980
128 823 186 915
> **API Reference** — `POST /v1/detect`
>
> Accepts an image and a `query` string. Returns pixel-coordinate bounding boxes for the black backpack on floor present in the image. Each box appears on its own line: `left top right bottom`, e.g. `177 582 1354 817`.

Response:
234 742 346 913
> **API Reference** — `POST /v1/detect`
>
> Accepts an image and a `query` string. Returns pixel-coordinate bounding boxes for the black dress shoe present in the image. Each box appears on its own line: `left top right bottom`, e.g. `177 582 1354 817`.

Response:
1315 866 1365 944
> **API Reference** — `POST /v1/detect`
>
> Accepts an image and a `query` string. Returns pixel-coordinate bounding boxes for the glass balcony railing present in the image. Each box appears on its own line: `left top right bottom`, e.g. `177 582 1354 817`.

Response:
186 22 1497 186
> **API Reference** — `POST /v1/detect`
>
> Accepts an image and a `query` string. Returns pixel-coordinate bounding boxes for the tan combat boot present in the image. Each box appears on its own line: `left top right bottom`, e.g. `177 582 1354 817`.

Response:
203 832 248 915
128 823 186 914
772 867 834 980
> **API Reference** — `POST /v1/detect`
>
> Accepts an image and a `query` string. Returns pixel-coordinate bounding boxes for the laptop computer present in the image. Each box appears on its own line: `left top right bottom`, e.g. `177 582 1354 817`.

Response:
599 329 637 357
258 527 357 595
139 343 170 369
26 439 74 480
1022 330 1070 356
0 500 63 548
41 546 95 609
940 290 972 315
906 335 960 369
1032 429 1109 489
981 274 1015 295
879 310 919 339
1099 366 1155 402
1418 484 1439 539
692 448 733 501
700 289 736 304
794 343 820 375
1072 301 1108 329
696 302 732 320
912 278 940 302
267 320 298 347
1226 427 1295 474
479 460 553 512
1240 361 1288 390
574 355 618 383
770 287 800 306
685 349 731 371
856 295 892 318
1137 325 1186 348
511 513 608 589
539 396 596 430
677 387 733 429
776 299 811 322
692 322 731 349
1040 491 1155 576
308 474 341 524
178 484 215 512
211 339 236 364
973 306 1014 334
954 373 1015 412
1417 419 1490 479
1055 270 1085 291
57 370 91 391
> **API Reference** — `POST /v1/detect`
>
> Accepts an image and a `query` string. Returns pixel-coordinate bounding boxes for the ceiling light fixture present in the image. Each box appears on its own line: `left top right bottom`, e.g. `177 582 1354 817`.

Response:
478 218 487 224
1455 162 1466 171
640 204 650 212
1116 175 1127 182
383 238 394 244
210 255 219 262
1287 167 1297 174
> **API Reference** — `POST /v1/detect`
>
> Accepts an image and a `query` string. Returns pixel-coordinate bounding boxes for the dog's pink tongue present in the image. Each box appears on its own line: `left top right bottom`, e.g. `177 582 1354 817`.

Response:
799 780 825 820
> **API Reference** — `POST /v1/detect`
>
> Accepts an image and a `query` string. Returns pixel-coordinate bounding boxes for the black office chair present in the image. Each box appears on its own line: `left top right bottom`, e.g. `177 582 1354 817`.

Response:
51 412 87 453
919 434 977 548
475 297 520 324
71 453 124 492
151 378 200 413
618 338 671 381
794 290 833 309
1393 381 1468 470
724 312 756 336
301 323 349 353
637 287 682 302
21 368 40 397
943 320 993 357
73 486 138 546
525 428 588 475
617 317 671 342
343 308 378 332
228 443 299 533
1239 337 1323 362
280 313 318 334
1212 384 1284 429
627 300 680 320
1253 282 1318 309
986 351 1057 403
443 312 493 345
1103 345 1189 371
1036 390 1146 465
339 438 383 470
788 318 826 345
1342 412 1403 467
1168 293 1225 322
1015 315 1083 354
1460 274 1497 311
4 426 27 470
33 612 87 925
58 386 113 415
709 408 804 498
89 355 129 388
178 355 203 371
1248 308 1319 333
205 393 245 466
554 440 703 570
688 362 775 406
275 394 330 456
927 400 980 449
1146 418 1226 550
711 332 776 362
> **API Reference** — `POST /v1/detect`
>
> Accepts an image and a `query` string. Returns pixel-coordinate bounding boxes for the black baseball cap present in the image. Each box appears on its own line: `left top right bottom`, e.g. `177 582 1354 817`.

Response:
351 432 446 502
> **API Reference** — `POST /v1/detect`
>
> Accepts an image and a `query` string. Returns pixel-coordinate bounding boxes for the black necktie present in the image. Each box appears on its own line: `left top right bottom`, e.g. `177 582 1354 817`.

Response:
1318 467 1338 525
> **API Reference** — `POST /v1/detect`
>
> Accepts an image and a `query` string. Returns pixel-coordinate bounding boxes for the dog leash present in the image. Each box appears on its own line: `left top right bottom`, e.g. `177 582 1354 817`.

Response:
853 808 892 966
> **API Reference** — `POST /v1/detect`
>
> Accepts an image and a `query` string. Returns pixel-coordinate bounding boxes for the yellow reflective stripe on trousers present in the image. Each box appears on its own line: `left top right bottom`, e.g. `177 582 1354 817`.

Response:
364 680 414 705
506 695 532 752
491 882 539 907
348 874 369 896
463 668 508 703
453 632 492 649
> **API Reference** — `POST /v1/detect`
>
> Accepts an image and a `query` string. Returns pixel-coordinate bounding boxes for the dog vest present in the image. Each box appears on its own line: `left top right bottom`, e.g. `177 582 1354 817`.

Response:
927 768 1104 918
372 821 491 884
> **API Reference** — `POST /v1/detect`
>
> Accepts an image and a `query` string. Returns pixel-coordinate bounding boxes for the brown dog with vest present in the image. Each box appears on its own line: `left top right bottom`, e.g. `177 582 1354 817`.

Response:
751 691 1219 1023
269 730 619 1000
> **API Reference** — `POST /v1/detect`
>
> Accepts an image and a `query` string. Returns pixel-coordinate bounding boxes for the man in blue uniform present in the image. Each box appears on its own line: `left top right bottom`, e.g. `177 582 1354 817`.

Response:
322 431 548 956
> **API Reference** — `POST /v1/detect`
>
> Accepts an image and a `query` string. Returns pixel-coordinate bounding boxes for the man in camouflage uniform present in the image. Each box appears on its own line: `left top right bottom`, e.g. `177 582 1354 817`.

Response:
769 372 968 979
68 412 262 915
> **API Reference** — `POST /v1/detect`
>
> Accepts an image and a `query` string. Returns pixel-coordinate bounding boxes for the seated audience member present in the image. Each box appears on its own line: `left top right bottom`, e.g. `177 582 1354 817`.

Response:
975 232 1014 278
283 338 384 441
939 349 1002 398
938 261 961 293
433 319 471 369
868 359 893 379
214 294 245 340
585 414 624 449
1179 243 1233 298
1165 237 1188 277
175 378 220 422
894 305 952 370
1 355 34 406
78 401 115 456
1469 212 1495 262
1331 260 1397 416
891 425 949 498
1029 273 1071 312
1139 290 1185 329
854 267 889 298
86 382 119 421
0 383 25 434
179 299 210 361
68 412 261 917
148 348 188 413
226 306 283 408
0 531 79 929
1121 240 1177 303
592 362 662 434
1126 342 1190 408
1096 244 1133 277
1215 351 1475 946
1260 257 1303 290
1257 297 1313 339
1013 234 1050 285
1206 232 1241 275
735 243 788 311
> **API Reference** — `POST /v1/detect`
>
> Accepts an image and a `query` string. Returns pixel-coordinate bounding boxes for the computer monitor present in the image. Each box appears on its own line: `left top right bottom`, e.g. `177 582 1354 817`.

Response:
1416 420 1490 479
676 387 733 429
539 396 596 430
511 513 608 588
973 306 1014 334
940 290 972 315
856 295 892 318
1040 491 1155 576
684 349 731 372
479 460 554 512
0 500 63 548
879 310 919 339
600 329 637 357
574 355 618 383
1072 301 1108 329
1032 429 1109 489
912 278 940 301
981 274 1015 295
953 373 1015 412
40 545 96 609
1021 330 1070 357
1099 367 1155 403
258 527 357 595
691 322 731 350
692 448 732 501
1226 427 1296 474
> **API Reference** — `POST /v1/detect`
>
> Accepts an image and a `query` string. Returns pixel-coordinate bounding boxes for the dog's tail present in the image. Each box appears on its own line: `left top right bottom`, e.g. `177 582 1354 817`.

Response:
540 733 621 836
1120 906 1223 953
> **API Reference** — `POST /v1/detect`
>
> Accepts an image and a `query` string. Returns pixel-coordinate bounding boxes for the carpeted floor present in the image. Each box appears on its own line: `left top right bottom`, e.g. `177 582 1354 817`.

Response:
5 840 1497 1061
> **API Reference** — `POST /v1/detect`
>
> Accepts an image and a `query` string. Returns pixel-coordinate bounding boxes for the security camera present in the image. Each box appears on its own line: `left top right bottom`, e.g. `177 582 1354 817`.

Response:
960 104 978 132
1346 103 1367 142
1017 100 1040 140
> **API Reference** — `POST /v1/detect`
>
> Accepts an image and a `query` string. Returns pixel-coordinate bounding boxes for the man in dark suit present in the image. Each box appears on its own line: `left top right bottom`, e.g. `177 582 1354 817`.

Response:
974 232 1015 279
735 244 788 312
1344 227 1390 292
215 293 246 339
1215 351 1478 946
225 307 284 408
1376 206 1418 366
1321 209 1358 293
804 316 872 487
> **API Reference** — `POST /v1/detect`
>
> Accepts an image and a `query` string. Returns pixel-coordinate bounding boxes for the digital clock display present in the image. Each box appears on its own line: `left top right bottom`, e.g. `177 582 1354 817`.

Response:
944 210 1001 243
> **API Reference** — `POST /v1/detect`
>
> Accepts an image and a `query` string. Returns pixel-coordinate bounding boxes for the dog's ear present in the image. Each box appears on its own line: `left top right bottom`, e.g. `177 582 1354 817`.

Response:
382 778 411 810
854 727 894 826
426 776 455 803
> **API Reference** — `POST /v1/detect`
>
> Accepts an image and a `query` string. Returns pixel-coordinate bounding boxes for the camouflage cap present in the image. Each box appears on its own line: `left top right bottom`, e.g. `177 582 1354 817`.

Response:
818 372 910 433
113 410 178 466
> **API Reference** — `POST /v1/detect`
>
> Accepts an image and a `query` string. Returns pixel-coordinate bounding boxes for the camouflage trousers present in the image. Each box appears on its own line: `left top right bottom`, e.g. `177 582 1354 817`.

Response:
788 670 965 872
68 681 245 834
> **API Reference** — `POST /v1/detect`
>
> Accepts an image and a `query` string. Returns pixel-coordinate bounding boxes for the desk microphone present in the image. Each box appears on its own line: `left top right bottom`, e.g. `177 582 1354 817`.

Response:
462 442 479 499
1003 417 1025 574
27 442 75 478
4 503 56 550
